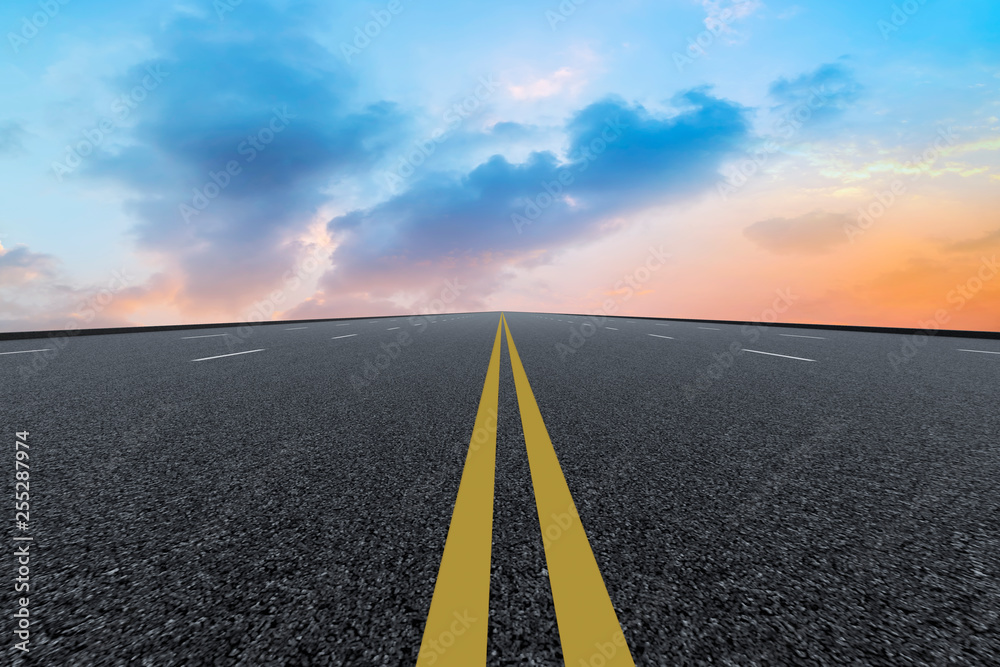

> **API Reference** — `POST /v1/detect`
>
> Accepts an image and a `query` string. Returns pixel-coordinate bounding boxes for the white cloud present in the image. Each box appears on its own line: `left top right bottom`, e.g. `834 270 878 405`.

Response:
701 0 764 41
508 67 586 100
777 5 802 20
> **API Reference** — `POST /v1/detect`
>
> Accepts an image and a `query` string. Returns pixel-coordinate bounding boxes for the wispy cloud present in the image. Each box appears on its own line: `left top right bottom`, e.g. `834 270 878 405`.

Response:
508 67 586 100
701 0 763 40
0 243 57 287
947 227 1000 253
768 62 862 124
0 121 27 156
744 210 852 255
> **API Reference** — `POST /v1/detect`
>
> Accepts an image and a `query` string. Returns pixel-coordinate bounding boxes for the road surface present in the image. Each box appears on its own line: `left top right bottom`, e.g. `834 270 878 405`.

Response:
2 312 998 665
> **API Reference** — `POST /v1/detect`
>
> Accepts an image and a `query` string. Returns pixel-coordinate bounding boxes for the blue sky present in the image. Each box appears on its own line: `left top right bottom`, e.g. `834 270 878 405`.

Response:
1 0 999 330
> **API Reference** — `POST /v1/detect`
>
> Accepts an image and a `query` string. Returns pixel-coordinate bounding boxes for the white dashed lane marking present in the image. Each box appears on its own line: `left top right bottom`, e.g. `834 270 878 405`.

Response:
778 333 826 340
191 349 265 362
742 349 815 362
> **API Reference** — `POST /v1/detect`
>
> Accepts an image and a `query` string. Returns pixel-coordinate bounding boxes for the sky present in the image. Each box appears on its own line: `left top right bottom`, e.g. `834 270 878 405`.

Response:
1 0 998 332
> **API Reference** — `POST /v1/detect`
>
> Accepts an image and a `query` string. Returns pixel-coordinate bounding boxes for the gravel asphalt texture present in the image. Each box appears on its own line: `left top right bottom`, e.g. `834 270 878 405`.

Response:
1 312 998 665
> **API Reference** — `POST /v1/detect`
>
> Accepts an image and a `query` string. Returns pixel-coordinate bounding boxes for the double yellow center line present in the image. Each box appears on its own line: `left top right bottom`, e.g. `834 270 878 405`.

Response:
417 314 634 666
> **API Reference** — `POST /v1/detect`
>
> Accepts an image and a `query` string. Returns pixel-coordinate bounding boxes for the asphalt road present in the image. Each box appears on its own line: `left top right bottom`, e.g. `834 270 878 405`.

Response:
2 312 998 665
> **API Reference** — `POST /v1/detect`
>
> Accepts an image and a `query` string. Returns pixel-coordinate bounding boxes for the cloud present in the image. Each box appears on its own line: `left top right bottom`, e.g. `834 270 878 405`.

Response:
79 8 402 316
947 227 1000 253
701 0 763 39
311 89 751 311
768 61 862 123
0 243 155 332
487 122 541 141
777 5 803 19
817 134 998 183
16 10 752 324
0 121 27 156
744 210 852 254
0 243 57 286
509 68 585 100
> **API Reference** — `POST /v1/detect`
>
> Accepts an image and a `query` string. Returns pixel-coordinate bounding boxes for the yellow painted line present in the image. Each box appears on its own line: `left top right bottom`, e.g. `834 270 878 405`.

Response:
502 315 634 666
417 316 502 666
